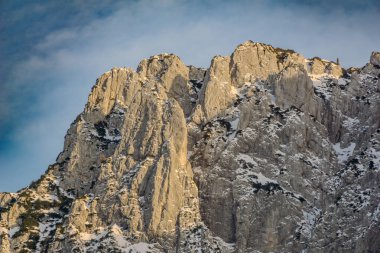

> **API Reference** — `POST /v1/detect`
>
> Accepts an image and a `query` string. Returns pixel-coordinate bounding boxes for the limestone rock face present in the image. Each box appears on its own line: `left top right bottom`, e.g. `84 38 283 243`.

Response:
307 57 343 77
197 55 234 122
194 41 308 123
370 51 380 67
1 41 379 253
273 64 314 110
230 41 306 87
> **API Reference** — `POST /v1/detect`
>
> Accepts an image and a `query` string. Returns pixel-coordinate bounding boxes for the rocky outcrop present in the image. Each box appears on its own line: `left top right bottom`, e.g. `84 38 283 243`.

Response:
307 57 343 77
370 51 380 67
0 41 379 253
193 41 308 123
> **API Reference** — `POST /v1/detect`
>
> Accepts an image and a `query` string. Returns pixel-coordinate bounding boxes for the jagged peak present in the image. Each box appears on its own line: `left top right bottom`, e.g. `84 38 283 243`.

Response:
234 40 273 50
148 52 178 59
234 40 300 57
234 41 346 78
307 56 340 66
136 52 186 79
101 66 129 76
306 56 344 77
84 40 352 125
137 53 182 67
370 51 380 67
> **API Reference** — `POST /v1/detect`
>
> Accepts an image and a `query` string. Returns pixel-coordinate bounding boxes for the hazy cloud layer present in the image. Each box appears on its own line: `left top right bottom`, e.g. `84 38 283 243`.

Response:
0 0 379 191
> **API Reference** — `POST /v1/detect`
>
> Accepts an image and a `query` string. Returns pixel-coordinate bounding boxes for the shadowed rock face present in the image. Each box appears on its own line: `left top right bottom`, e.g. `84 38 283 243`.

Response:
0 41 379 253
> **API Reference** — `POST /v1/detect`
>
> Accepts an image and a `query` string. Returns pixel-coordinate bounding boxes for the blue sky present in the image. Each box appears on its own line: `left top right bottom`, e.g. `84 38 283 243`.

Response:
0 0 379 192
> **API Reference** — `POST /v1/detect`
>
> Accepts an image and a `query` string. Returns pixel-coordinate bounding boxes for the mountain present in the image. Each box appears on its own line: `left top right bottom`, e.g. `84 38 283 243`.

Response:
0 41 379 253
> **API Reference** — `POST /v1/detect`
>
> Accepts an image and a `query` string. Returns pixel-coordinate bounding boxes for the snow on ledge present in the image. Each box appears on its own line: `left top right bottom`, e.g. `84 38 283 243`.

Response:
333 142 356 164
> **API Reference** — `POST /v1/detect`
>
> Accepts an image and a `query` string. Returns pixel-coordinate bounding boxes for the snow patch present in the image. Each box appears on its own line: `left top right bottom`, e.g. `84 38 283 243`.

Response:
298 208 321 239
342 117 360 131
229 117 239 131
8 226 20 238
337 78 349 86
333 142 356 164
254 172 278 185
237 154 258 166
126 242 157 252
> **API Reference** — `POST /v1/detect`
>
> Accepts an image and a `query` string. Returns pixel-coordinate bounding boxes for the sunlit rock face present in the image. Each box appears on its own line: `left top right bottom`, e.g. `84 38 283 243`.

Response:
370 51 380 67
0 41 379 253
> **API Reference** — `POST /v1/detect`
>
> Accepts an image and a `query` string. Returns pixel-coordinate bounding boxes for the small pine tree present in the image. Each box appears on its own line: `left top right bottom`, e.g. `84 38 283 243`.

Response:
336 57 340 65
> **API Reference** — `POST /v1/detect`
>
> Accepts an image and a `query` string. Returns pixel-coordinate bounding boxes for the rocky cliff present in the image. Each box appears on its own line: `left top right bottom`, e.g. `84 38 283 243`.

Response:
1 41 379 253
